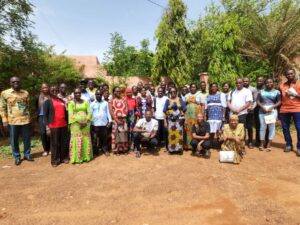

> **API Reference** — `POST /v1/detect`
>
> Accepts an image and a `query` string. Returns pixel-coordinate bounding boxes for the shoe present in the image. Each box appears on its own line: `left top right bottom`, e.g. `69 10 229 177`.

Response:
203 150 210 159
297 149 300 157
135 151 141 158
24 156 34 161
42 152 49 157
62 159 69 164
51 164 59 167
248 142 254 149
15 159 21 166
259 146 264 151
284 146 292 152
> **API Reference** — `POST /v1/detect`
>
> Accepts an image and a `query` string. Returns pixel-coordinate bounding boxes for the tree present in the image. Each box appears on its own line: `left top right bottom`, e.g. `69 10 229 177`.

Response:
152 0 191 87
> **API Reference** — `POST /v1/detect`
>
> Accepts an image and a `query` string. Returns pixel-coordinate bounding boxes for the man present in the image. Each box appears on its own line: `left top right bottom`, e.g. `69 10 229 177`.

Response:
253 77 265 146
160 81 167 96
181 86 189 101
279 68 300 156
133 110 158 158
0 77 34 165
137 81 143 93
190 113 211 158
90 90 112 156
86 80 96 98
150 86 156 98
78 79 94 104
154 87 168 146
243 77 257 148
57 83 73 107
199 81 208 99
227 78 253 149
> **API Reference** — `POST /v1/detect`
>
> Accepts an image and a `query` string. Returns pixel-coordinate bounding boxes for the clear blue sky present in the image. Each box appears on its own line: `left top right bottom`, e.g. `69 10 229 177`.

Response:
30 0 214 61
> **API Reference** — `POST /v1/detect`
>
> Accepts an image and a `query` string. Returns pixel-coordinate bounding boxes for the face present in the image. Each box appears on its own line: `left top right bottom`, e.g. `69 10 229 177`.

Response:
60 84 67 94
144 84 150 90
190 85 196 94
10 77 21 91
137 82 143 90
141 88 146 97
114 88 120 98
210 84 218 93
74 89 81 100
243 78 250 88
265 79 273 89
150 86 155 95
79 82 86 92
157 88 163 97
50 86 58 97
102 85 109 91
145 111 152 121
256 77 264 87
170 88 177 98
229 119 238 129
160 82 166 90
200 82 206 91
132 86 138 94
236 79 243 90
87 80 94 89
181 87 188 95
126 90 132 97
103 90 109 100
222 83 229 93
95 90 102 101
197 114 204 123
41 84 49 94
285 70 295 81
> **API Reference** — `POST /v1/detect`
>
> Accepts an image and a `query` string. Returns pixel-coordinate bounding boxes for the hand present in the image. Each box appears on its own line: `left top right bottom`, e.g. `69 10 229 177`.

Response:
262 107 268 113
2 122 8 129
107 122 111 128
46 127 51 136
80 123 87 129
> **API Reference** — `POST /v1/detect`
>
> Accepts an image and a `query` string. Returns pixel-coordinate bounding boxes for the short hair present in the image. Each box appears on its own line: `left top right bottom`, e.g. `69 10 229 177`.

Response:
285 68 295 75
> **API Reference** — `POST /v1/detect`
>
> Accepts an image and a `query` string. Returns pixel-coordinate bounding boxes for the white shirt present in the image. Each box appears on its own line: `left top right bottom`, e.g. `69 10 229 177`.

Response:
154 96 168 120
136 118 158 133
227 87 253 116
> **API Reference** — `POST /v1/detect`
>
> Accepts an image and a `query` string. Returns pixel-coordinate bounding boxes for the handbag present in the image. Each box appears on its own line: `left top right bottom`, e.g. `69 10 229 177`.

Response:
264 113 276 124
219 151 235 163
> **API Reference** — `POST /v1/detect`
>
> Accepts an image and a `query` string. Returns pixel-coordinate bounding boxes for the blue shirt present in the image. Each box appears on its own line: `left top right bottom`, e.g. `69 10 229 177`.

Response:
258 89 281 114
90 100 112 126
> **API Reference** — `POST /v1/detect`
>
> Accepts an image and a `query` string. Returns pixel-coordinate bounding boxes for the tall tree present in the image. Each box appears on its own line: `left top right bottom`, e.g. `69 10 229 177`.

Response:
152 0 191 87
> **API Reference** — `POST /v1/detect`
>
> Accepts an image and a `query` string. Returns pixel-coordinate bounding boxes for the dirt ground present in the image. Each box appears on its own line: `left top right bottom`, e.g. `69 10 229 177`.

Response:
0 133 300 225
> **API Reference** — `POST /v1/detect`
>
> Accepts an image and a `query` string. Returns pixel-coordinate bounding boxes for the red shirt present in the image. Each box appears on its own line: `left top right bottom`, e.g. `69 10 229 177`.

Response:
126 96 136 111
280 80 300 113
49 98 67 128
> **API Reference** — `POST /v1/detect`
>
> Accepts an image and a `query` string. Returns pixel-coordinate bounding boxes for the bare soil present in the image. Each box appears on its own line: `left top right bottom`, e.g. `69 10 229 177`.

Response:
0 133 300 225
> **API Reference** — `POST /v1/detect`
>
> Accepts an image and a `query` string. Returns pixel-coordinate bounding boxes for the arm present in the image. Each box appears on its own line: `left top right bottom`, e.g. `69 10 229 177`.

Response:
133 120 144 132
256 93 267 112
68 101 76 124
180 97 186 112
0 92 8 127
192 132 209 140
237 101 251 114
106 102 112 124
43 99 50 126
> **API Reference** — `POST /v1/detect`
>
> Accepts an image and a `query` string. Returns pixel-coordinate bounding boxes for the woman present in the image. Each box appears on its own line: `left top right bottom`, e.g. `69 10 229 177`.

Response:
257 78 281 151
109 87 129 153
222 82 231 123
205 83 227 144
35 83 50 156
68 88 93 163
164 87 186 153
184 83 203 149
221 115 245 164
126 87 137 150
44 86 69 167
136 87 152 118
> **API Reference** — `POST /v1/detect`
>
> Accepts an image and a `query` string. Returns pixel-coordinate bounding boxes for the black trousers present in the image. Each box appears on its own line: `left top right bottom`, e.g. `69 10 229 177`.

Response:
157 119 167 146
190 139 211 152
38 116 50 152
246 112 254 143
91 125 108 152
133 132 158 152
50 126 69 165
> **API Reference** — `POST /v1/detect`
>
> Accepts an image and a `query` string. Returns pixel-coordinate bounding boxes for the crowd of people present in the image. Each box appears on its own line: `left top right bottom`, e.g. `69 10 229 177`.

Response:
1 68 300 167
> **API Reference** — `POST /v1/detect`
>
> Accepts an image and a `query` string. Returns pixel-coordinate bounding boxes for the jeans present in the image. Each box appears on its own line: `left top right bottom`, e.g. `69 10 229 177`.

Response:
50 126 69 165
157 119 167 146
38 116 50 152
9 124 31 160
259 110 277 141
280 112 300 149
133 132 158 152
91 125 109 152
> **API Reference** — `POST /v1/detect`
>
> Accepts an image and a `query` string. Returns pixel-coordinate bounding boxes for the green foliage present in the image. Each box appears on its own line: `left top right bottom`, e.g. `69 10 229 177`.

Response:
103 32 154 77
152 0 191 87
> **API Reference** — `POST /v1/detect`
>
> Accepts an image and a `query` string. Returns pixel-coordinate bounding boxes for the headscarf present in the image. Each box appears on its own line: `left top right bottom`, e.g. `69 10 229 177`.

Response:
229 114 239 122
125 87 132 94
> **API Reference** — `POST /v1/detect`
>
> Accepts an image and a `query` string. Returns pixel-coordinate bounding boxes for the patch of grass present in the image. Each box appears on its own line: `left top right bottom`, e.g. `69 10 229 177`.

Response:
0 138 42 160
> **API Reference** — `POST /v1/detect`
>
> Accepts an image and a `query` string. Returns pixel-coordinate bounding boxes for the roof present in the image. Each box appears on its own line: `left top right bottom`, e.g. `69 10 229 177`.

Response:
66 55 106 79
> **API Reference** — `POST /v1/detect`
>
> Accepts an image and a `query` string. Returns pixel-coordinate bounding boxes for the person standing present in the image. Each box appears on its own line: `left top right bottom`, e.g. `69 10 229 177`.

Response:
253 77 265 146
164 87 186 154
154 87 168 146
57 83 73 107
43 86 69 167
222 82 231 123
90 89 112 156
256 78 281 151
199 81 208 100
78 79 94 104
184 83 203 150
0 77 33 165
136 87 152 118
279 68 300 156
125 88 137 151
35 83 51 156
68 88 93 163
109 87 129 154
190 113 211 158
86 80 96 99
133 110 158 158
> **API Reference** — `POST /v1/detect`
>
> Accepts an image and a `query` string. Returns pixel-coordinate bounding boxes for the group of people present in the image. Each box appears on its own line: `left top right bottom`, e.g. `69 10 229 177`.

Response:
1 68 300 167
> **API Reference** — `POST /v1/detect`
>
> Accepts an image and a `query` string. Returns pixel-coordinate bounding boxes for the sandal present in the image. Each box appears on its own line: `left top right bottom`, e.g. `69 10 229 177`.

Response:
266 148 271 152
259 146 264 151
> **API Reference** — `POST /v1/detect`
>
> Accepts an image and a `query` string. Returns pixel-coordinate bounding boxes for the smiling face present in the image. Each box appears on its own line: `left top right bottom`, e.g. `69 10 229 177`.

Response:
222 83 229 93
50 86 58 98
197 114 204 123
74 88 81 101
10 77 21 91
41 83 49 94
59 83 67 94
256 77 264 88
265 78 273 90
210 84 218 94
285 69 295 81
170 88 177 99
114 87 121 98
141 88 146 97
236 79 244 90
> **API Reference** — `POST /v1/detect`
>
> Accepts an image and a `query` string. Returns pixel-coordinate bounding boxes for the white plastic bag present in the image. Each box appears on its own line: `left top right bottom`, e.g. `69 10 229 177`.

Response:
264 114 276 124
219 151 235 163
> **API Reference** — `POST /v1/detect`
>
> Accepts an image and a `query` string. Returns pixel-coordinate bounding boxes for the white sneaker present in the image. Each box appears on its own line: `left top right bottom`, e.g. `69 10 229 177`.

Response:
42 152 48 157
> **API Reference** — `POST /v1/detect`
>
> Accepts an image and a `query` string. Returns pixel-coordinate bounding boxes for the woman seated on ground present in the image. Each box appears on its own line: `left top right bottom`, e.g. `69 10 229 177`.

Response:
221 115 245 164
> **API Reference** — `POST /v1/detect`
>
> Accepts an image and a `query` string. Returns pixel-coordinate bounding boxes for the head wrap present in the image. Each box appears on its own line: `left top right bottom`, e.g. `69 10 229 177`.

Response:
229 114 239 122
125 87 132 93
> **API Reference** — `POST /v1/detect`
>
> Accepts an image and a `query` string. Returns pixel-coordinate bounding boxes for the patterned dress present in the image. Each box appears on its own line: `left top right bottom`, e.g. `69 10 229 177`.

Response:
136 96 152 118
164 97 186 152
111 98 128 152
68 100 93 163
206 93 226 133
184 92 202 149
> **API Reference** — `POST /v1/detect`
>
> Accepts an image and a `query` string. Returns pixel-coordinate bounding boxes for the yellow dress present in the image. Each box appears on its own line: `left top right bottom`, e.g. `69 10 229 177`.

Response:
221 124 245 164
